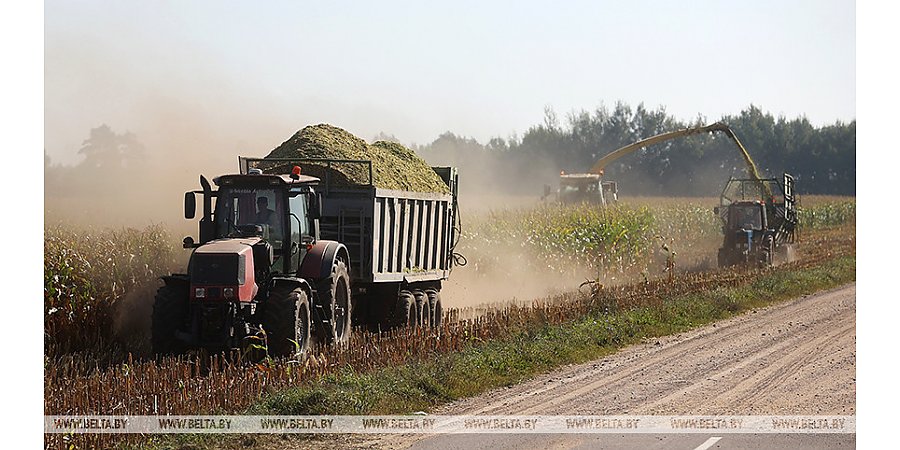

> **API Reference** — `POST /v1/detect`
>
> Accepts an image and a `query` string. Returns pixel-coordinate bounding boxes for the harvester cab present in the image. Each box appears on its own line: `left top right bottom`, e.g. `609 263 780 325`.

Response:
715 173 798 268
557 173 608 205
153 167 352 358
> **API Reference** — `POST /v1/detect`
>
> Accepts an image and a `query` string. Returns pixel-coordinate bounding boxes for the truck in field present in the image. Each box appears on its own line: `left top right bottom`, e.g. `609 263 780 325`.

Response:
151 158 458 358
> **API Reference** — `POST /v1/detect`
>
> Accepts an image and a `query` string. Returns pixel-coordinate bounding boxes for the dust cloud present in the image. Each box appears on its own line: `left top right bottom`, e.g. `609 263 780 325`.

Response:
111 281 157 356
440 257 596 311
435 170 729 310
44 46 736 326
439 188 579 309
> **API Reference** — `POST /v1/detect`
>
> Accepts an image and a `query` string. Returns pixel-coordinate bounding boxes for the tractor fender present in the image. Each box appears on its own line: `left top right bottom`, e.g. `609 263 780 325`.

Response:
269 276 313 297
299 240 350 280
161 274 190 290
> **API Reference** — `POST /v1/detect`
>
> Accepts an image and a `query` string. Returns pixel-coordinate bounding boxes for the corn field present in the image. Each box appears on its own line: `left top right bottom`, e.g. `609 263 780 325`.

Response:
44 224 179 359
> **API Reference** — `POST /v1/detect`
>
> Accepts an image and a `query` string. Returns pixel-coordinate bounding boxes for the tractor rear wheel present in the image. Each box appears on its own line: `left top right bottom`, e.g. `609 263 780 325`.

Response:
393 290 416 329
151 284 188 355
315 260 352 345
262 284 311 359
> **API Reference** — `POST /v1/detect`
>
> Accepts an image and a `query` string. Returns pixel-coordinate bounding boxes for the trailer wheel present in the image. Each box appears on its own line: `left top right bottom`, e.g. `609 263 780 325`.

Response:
413 290 430 328
393 290 416 329
151 284 188 355
262 285 311 359
426 289 443 330
315 259 352 345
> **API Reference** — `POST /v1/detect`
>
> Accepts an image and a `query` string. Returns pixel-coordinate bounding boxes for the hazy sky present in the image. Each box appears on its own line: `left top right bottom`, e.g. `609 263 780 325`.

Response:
45 0 855 165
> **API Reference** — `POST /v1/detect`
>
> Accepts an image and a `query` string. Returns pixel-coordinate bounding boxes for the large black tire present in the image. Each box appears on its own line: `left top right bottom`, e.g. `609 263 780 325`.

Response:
413 290 430 329
262 284 311 359
393 290 416 329
717 248 728 268
151 284 188 355
426 290 443 330
315 259 352 345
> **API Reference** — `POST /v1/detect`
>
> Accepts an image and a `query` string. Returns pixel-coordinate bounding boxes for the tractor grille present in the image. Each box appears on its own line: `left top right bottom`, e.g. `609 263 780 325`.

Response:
191 253 243 284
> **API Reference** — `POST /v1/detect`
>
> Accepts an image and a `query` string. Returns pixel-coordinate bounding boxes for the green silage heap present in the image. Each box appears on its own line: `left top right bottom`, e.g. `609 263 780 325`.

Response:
262 124 450 194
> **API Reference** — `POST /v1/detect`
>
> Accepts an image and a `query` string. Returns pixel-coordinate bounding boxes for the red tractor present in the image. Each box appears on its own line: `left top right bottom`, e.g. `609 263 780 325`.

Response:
154 157 460 358
152 168 351 358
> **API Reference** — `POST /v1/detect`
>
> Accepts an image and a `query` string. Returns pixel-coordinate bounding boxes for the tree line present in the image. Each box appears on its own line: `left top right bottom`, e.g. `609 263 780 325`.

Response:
413 102 855 197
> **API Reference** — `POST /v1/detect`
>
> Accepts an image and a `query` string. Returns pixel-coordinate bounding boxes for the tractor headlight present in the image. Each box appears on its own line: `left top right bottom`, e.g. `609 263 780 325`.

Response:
195 287 206 298
223 287 235 299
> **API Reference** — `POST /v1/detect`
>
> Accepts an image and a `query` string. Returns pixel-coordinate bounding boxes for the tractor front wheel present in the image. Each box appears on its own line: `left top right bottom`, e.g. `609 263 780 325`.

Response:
262 284 311 359
151 284 188 356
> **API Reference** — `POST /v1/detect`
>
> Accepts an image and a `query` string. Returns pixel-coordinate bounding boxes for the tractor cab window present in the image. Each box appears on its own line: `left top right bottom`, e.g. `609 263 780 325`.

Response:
214 187 284 246
289 192 311 238
560 180 596 194
730 205 763 230
288 190 313 271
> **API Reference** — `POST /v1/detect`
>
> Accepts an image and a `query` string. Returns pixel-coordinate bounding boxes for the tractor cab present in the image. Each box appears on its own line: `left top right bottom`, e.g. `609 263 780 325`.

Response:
725 201 767 232
716 199 774 268
184 170 323 276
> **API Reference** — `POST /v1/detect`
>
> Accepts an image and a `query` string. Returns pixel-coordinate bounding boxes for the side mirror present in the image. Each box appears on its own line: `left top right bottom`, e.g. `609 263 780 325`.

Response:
310 193 323 219
183 236 195 248
713 206 720 215
184 192 196 219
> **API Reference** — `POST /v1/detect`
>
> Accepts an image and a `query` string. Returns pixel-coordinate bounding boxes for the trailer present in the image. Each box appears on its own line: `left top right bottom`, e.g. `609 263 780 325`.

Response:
240 157 459 331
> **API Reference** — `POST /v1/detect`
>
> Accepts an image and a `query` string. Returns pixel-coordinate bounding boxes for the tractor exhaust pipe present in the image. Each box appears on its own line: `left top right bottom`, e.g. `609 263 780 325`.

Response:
200 175 212 218
199 175 215 244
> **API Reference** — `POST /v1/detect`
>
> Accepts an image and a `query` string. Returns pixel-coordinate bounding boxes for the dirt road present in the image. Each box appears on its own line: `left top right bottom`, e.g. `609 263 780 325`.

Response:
346 283 855 449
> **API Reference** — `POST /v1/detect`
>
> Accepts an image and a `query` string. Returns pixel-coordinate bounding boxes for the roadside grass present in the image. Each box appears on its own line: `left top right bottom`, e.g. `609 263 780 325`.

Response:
252 255 855 417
